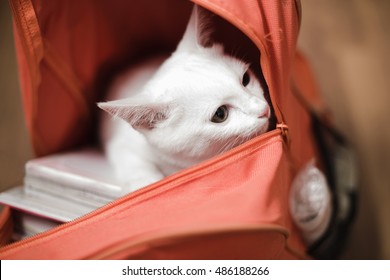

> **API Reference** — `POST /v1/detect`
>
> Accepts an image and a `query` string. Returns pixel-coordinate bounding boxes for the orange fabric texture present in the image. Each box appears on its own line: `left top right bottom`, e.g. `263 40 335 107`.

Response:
0 132 307 259
0 207 13 246
0 0 324 259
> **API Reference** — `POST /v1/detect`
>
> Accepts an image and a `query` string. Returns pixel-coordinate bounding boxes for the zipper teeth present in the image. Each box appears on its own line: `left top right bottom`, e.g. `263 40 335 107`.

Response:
0 129 281 253
9 0 39 75
89 224 290 259
9 0 47 155
65 129 281 219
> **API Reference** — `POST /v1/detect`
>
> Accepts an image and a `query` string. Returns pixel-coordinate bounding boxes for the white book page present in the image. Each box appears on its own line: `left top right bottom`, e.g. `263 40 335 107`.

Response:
25 148 123 198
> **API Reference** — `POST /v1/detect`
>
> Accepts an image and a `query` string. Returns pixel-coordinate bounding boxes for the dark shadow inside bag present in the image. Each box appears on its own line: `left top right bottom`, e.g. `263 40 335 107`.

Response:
309 114 358 259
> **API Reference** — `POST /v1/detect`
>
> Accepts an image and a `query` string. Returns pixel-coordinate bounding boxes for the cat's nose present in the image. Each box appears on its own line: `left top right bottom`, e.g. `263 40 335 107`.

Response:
250 97 270 118
258 106 270 119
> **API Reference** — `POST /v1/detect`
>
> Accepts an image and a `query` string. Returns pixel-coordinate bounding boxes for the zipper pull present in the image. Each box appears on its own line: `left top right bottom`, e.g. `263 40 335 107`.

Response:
277 122 290 146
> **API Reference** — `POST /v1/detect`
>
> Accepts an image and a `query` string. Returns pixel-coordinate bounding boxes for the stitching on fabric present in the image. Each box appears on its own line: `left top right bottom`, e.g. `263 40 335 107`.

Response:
19 0 41 69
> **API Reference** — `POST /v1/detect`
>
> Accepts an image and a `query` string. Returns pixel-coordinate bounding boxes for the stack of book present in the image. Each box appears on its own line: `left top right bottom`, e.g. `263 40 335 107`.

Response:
0 148 123 240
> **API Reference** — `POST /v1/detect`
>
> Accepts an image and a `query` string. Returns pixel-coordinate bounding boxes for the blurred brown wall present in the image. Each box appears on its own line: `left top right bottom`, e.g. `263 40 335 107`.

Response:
0 1 33 191
0 0 389 259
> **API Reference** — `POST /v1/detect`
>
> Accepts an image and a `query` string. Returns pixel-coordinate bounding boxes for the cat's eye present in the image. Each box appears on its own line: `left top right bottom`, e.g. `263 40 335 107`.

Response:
242 71 250 87
211 105 229 123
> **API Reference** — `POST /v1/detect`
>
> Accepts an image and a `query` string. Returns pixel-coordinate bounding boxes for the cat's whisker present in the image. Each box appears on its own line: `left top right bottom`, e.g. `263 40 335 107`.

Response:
217 134 244 155
216 138 233 155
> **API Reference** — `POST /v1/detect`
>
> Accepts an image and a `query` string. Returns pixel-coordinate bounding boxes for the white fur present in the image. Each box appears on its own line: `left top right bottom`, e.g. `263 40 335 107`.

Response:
98 5 270 194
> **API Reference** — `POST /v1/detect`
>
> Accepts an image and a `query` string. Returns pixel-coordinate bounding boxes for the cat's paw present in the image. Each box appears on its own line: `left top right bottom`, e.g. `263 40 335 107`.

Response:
289 159 332 245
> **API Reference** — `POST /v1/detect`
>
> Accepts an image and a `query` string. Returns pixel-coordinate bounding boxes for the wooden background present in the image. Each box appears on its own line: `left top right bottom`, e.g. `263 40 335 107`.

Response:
0 0 389 259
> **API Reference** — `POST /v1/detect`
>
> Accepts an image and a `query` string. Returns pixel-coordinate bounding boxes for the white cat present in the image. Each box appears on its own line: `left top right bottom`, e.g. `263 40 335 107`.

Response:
98 5 270 194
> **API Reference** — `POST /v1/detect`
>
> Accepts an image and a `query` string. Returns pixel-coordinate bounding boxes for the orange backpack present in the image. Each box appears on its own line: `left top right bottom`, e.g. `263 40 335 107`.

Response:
0 0 356 259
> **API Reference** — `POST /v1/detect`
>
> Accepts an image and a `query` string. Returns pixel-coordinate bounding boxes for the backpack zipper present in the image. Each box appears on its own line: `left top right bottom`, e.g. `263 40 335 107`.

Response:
0 129 283 255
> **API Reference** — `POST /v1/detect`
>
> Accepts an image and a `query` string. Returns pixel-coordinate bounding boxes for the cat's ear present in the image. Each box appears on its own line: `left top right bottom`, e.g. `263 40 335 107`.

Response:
98 99 170 130
176 5 213 52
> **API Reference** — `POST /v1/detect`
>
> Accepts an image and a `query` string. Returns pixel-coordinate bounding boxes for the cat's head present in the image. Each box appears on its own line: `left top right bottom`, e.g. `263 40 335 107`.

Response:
98 5 270 166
